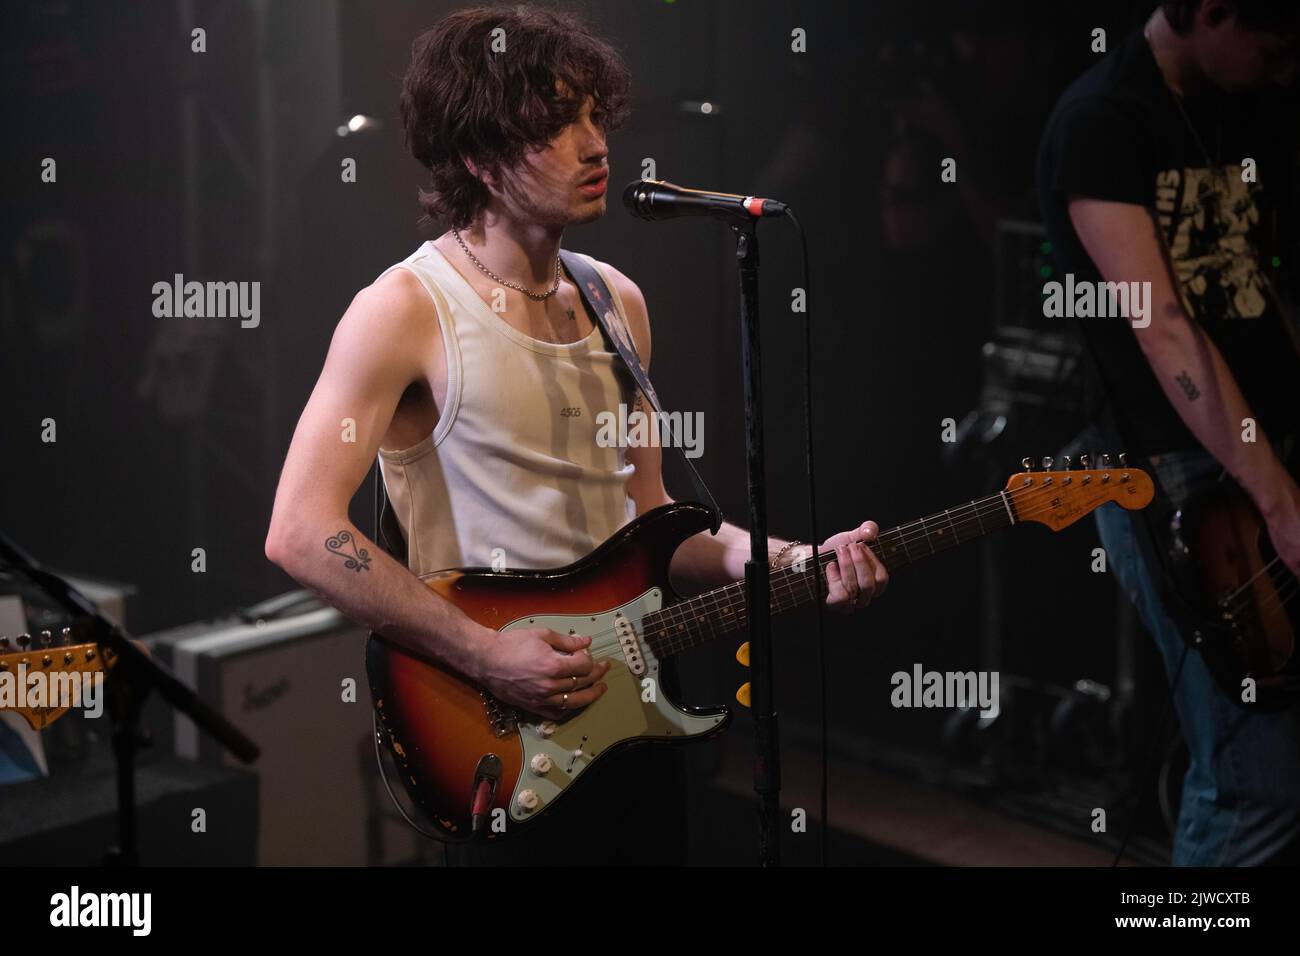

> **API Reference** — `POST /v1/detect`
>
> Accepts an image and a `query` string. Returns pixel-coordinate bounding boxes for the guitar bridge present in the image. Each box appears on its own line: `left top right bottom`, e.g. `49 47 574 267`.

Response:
480 691 519 737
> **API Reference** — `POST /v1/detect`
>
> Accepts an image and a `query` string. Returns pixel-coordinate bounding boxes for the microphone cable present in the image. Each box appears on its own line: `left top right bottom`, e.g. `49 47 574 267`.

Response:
785 207 830 866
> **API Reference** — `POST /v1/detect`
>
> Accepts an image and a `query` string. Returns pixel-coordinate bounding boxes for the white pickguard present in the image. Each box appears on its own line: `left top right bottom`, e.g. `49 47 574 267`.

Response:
498 587 725 823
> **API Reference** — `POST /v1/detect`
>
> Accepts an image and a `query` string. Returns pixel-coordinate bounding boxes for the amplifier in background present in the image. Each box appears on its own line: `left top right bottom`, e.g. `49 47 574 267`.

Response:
145 592 438 866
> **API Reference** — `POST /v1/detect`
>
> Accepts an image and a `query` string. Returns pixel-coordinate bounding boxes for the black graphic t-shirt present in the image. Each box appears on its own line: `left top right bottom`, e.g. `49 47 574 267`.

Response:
1036 29 1300 456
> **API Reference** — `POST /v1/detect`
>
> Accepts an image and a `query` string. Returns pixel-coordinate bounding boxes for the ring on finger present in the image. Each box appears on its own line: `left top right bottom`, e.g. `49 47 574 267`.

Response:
561 692 569 711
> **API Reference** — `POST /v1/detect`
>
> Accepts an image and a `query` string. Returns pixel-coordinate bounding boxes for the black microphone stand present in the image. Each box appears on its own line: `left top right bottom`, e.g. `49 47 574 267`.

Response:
0 531 259 866
732 219 781 866
624 179 785 864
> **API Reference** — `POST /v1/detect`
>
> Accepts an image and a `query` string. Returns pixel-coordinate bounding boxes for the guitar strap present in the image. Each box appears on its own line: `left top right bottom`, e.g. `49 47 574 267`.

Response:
560 249 724 534
374 250 726 567
376 467 407 566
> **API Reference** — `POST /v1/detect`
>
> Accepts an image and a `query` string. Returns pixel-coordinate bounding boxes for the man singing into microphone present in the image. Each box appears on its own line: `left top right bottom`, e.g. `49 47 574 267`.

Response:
265 4 888 865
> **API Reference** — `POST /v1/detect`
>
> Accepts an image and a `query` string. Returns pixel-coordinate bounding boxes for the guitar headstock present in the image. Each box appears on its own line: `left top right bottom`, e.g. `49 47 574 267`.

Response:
0 626 116 730
1005 453 1154 532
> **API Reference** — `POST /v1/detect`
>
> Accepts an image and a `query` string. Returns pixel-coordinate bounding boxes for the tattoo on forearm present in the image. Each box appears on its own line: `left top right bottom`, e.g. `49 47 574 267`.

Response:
325 530 372 572
1175 370 1201 401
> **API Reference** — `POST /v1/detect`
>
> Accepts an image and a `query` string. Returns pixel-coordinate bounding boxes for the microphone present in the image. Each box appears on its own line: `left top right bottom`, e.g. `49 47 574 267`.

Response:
623 179 788 223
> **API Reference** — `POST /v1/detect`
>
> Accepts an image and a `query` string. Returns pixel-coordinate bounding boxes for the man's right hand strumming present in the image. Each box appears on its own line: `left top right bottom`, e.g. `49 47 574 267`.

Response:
472 626 611 720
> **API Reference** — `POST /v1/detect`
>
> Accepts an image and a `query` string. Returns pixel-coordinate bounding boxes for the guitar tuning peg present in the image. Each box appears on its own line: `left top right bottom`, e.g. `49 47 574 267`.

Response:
1022 456 1032 473
60 627 72 644
40 630 52 646
1042 456 1054 470
16 633 31 648
1063 455 1073 470
1080 454 1090 469
1119 452 1128 467
1103 453 1112 468
0 635 8 649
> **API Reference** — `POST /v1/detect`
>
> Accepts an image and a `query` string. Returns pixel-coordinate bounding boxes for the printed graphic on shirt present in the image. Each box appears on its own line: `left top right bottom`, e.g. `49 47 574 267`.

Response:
1153 165 1270 323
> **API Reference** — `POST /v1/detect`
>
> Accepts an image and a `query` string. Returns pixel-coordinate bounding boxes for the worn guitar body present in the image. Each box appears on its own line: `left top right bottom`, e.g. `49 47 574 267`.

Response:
366 502 729 842
1174 484 1300 708
368 459 1153 841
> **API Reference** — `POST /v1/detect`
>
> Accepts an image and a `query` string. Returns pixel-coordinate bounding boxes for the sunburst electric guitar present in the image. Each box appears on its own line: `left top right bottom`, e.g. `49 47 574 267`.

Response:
367 456 1154 841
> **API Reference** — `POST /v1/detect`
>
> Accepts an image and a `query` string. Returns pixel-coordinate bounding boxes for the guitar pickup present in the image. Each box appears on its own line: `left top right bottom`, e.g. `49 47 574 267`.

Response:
614 613 646 676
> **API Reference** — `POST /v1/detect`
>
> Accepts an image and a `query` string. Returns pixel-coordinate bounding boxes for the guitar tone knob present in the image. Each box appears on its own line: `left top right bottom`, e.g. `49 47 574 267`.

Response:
516 789 540 813
530 753 553 775
537 720 557 738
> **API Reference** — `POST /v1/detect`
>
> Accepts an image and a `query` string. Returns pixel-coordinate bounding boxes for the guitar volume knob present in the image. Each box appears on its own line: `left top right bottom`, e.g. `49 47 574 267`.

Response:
530 753 553 775
516 789 540 813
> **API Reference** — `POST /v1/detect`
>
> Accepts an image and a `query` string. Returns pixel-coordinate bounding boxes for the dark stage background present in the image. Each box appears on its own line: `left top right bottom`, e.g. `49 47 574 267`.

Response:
2 0 1193 862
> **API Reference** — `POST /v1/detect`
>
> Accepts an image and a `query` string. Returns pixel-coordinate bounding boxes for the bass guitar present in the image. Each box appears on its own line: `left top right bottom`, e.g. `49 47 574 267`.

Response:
367 456 1153 840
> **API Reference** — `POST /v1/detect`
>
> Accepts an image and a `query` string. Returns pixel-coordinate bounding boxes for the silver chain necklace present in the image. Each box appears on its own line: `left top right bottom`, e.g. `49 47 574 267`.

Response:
452 227 562 301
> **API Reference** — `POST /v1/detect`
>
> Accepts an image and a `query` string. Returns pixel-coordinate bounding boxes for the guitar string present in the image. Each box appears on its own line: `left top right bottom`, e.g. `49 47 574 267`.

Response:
696 492 1296 650
556 496 1300 700
546 480 1121 659
634 485 1062 656
553 491 1029 662
1225 553 1285 601
586 576 1298 688
647 480 1143 655
1226 555 1299 618
1230 559 1293 613
1244 574 1297 622
650 483 1142 658
1224 554 1298 621
496 482 1296 701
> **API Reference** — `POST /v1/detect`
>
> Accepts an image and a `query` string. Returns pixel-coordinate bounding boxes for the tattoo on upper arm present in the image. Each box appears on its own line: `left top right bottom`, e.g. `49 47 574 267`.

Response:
1175 370 1201 401
325 530 372 571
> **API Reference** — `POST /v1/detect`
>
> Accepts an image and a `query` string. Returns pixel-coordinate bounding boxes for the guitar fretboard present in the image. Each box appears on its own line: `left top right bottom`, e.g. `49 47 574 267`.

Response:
641 490 1018 659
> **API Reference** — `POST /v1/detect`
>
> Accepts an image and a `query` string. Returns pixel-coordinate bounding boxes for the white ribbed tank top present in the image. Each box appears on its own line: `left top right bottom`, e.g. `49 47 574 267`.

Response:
376 241 638 578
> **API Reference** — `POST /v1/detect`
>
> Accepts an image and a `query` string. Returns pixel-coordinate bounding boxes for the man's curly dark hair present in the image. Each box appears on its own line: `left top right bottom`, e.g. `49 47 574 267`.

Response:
400 4 631 229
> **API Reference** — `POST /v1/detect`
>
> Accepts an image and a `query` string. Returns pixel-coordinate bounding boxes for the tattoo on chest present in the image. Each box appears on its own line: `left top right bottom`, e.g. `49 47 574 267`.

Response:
325 530 372 572
566 308 576 322
1175 370 1201 401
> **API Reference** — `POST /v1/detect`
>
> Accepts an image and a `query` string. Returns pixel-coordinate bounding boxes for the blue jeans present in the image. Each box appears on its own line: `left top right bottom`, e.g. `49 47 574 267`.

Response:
1095 449 1300 865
